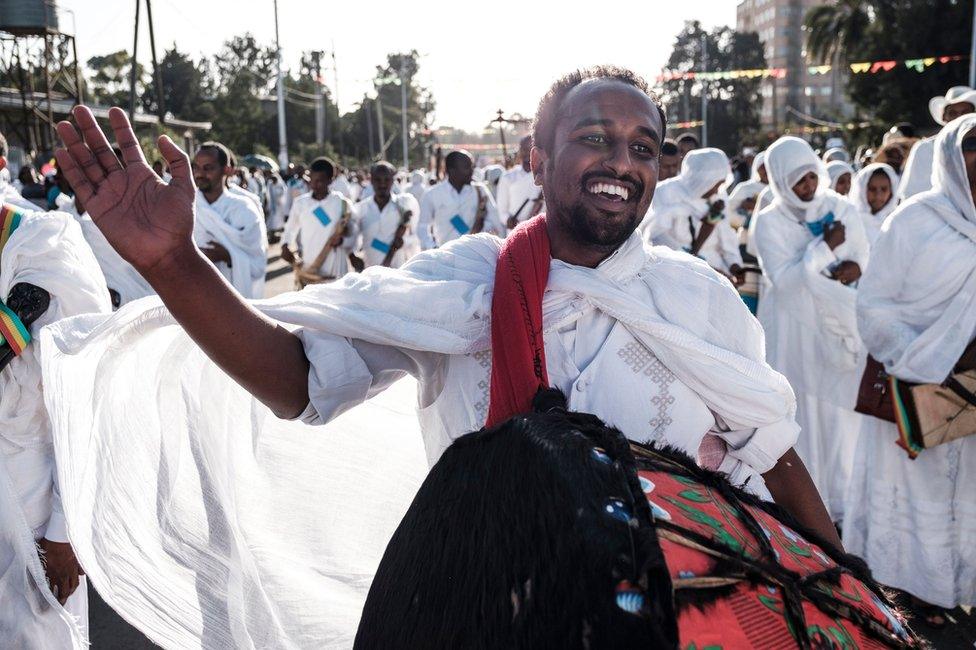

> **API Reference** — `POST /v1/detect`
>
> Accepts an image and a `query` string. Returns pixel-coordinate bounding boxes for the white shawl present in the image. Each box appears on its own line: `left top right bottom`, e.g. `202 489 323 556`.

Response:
848 163 900 246
1 209 110 649
193 194 266 299
858 114 976 383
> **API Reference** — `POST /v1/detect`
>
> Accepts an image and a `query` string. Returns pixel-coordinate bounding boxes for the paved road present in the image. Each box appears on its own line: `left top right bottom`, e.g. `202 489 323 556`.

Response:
86 244 976 648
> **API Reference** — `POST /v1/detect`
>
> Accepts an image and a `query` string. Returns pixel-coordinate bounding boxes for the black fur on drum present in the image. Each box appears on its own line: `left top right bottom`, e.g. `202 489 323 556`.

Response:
0 283 50 373
355 388 915 650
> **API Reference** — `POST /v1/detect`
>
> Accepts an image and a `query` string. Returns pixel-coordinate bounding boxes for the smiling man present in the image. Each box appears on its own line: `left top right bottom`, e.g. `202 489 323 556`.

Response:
52 66 840 550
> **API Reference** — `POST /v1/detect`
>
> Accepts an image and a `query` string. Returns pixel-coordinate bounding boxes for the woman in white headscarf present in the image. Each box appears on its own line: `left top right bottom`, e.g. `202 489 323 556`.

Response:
753 136 870 524
827 160 854 196
845 114 976 623
847 163 900 247
644 148 743 279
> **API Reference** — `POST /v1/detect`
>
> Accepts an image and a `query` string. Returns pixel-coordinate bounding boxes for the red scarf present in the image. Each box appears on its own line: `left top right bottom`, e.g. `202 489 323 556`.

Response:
485 215 552 428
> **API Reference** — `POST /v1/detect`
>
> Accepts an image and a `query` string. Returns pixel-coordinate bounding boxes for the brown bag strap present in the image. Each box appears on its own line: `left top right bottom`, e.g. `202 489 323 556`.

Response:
946 375 976 408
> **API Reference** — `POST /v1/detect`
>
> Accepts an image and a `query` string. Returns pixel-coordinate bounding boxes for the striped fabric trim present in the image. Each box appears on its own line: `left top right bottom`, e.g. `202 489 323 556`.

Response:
0 203 24 250
0 301 30 356
891 376 922 459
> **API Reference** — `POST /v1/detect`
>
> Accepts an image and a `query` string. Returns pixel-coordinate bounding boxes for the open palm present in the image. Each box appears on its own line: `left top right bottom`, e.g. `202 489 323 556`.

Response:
54 106 197 274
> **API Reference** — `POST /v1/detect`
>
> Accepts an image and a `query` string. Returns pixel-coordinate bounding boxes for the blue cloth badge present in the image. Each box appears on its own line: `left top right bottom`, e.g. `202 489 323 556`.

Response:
450 214 470 235
805 211 834 237
312 206 332 227
371 238 391 254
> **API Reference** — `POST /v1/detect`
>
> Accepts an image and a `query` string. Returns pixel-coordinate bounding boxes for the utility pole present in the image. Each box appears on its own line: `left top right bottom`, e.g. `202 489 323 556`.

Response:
376 93 386 159
970 1 976 87
273 0 288 167
365 99 374 159
145 0 164 123
128 0 140 120
311 50 324 145
700 32 708 147
331 43 343 160
400 58 409 170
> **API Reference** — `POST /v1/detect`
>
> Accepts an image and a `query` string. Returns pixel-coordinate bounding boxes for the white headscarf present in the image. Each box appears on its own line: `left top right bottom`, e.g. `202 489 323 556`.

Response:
822 147 850 163
751 151 767 181
928 113 976 241
646 148 730 227
826 161 854 191
849 162 900 221
765 136 833 221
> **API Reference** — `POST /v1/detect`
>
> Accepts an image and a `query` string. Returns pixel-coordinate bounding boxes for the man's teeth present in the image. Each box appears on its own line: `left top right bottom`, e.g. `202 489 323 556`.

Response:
588 182 629 200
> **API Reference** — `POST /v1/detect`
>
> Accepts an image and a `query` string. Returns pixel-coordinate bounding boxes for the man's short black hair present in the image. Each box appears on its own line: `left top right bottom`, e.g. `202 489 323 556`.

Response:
532 66 667 154
676 133 700 147
661 139 679 157
309 156 336 178
371 160 396 176
445 150 472 171
198 141 230 167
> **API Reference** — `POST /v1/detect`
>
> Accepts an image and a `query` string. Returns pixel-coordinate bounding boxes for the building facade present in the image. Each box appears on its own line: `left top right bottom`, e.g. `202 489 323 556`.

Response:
736 0 850 130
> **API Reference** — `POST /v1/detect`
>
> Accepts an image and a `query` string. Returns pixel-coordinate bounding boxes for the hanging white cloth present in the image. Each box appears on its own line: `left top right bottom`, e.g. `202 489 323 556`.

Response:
844 113 976 609
847 163 900 247
1 208 111 648
752 136 869 521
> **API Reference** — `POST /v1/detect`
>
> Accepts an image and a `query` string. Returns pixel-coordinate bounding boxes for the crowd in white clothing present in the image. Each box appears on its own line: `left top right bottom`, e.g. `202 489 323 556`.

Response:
4 73 976 649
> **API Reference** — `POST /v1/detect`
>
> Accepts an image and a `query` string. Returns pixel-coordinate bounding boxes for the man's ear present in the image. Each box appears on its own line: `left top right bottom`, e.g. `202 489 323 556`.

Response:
530 146 547 187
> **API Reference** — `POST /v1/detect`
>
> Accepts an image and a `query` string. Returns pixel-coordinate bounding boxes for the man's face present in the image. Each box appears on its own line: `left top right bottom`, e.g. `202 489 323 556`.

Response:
757 164 768 184
945 101 976 123
659 153 680 181
791 171 819 202
866 171 892 214
372 168 395 199
534 79 662 250
308 170 332 197
884 147 905 172
962 128 976 206
447 156 474 187
834 172 852 196
678 140 696 159
192 150 224 193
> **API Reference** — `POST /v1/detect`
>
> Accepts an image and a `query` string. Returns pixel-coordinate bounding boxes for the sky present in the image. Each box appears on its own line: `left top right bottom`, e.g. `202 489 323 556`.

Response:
61 0 738 132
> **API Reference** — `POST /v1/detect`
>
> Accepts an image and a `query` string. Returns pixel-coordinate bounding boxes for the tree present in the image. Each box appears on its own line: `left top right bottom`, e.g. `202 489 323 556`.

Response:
805 0 974 130
141 47 211 123
658 21 767 154
366 51 436 168
87 50 145 107
804 0 870 65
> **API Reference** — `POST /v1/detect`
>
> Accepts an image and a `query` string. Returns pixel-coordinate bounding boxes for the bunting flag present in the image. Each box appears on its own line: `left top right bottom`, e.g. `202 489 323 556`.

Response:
667 119 705 129
658 54 967 84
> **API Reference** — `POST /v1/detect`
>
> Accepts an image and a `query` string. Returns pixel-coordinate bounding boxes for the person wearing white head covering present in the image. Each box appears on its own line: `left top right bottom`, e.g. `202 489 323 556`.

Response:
753 136 870 523
405 170 428 203
844 114 976 618
898 86 976 202
848 163 900 247
826 161 854 196
644 148 743 279
822 147 850 164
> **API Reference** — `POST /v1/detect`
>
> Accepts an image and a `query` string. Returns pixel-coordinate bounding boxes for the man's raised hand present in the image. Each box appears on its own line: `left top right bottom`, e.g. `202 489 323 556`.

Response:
54 106 197 279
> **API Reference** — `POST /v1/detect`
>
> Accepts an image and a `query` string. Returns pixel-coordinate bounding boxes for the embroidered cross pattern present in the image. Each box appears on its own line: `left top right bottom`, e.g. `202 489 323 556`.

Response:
617 342 676 439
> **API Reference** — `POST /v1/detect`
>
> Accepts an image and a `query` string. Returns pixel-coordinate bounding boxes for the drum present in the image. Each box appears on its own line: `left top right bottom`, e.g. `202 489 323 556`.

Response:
355 395 917 649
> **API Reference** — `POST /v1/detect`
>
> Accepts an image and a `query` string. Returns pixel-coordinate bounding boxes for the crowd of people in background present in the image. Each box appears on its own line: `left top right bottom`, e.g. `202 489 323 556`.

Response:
3 73 976 646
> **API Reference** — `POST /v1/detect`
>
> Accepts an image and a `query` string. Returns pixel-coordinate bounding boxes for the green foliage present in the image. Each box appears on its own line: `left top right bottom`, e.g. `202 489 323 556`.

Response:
83 38 435 167
658 21 767 154
805 0 975 130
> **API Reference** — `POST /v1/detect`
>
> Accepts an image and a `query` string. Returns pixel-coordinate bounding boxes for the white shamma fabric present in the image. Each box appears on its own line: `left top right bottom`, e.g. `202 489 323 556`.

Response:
844 115 976 608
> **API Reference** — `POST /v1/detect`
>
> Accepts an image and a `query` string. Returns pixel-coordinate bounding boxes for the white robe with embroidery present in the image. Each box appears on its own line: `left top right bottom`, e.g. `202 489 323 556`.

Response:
354 194 420 268
39 227 800 648
1 208 111 648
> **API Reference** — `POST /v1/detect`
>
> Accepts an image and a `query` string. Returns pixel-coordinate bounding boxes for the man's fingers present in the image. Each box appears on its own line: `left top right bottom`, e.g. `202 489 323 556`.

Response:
108 107 147 167
56 120 107 187
157 134 195 198
73 106 123 177
54 148 96 206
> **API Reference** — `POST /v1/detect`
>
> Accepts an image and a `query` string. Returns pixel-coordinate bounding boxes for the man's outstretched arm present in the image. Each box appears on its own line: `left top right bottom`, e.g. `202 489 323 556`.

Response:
55 106 310 419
